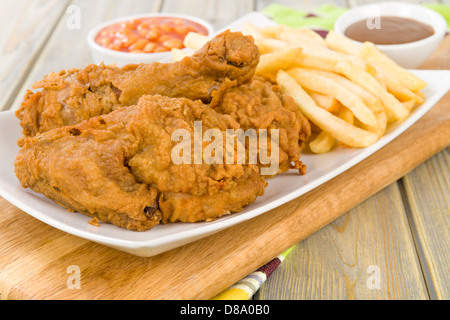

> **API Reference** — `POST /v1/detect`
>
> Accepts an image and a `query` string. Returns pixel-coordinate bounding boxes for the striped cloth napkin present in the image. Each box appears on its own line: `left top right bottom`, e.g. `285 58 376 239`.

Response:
211 246 296 300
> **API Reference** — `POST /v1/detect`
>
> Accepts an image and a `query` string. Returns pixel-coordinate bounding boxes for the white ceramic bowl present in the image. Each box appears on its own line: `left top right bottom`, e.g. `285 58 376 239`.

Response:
334 2 447 68
87 13 214 67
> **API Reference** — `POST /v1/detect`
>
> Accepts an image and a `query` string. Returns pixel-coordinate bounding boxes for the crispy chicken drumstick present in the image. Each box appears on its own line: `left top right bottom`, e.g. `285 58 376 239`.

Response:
16 30 260 140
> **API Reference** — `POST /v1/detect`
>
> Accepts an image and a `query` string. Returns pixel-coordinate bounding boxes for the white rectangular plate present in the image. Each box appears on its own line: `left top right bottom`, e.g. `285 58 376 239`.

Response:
1 12 449 257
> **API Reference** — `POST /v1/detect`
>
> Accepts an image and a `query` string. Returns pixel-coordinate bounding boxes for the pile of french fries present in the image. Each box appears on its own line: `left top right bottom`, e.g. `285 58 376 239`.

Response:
173 23 427 153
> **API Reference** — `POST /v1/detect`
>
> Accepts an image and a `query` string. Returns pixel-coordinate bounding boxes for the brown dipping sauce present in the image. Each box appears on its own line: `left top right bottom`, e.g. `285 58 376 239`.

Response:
345 16 434 45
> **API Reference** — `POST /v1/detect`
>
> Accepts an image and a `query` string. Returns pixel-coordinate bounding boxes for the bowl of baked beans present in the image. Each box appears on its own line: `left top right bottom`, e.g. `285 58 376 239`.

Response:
87 13 214 66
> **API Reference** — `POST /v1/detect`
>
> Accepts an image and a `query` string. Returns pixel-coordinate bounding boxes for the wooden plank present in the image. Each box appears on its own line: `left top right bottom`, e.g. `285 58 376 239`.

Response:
161 0 255 29
400 149 450 300
0 86 448 299
9 0 159 111
255 183 428 299
0 0 69 111
395 25 449 300
421 35 450 70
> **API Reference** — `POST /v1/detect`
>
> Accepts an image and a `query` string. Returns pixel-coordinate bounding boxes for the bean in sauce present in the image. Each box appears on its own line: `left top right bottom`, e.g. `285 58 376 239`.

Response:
96 17 209 53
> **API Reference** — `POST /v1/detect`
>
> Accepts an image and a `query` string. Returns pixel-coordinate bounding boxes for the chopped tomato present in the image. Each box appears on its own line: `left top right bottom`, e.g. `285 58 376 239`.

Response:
95 17 209 53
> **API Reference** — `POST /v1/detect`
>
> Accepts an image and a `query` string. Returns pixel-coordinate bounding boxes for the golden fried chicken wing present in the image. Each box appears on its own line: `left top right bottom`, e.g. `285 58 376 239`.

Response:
15 95 266 231
210 76 311 175
13 28 312 232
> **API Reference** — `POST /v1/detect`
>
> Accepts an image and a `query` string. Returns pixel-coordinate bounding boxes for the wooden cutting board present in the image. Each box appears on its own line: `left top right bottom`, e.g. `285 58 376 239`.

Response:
0 37 449 300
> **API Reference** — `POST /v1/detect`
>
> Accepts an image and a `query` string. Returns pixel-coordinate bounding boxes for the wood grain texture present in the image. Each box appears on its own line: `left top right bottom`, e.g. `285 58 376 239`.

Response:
0 0 69 111
421 35 450 70
161 0 254 29
255 184 428 300
401 149 450 299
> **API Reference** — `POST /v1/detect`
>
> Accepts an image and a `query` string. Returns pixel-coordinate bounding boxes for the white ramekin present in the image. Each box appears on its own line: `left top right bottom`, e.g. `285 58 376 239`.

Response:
334 2 447 68
87 13 214 66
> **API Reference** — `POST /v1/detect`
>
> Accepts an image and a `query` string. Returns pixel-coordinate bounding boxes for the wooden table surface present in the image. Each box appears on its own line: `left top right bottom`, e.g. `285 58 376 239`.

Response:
0 0 448 300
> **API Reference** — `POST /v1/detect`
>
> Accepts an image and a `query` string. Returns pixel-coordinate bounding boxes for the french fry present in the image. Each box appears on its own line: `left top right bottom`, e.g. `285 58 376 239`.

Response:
183 32 209 50
294 48 338 71
275 24 326 48
257 36 367 73
334 61 410 121
316 70 384 113
249 26 362 69
326 31 427 103
256 38 292 54
295 28 326 44
416 90 425 99
256 48 303 76
277 70 379 148
294 47 368 73
358 42 427 91
171 48 190 61
325 30 360 56
336 105 355 148
385 74 425 104
386 109 398 124
402 100 417 112
359 109 388 139
374 110 388 138
337 105 354 125
289 68 378 128
246 23 426 154
352 108 388 141
373 71 388 90
309 131 336 154
371 65 425 104
241 21 266 42
294 48 345 70
255 25 280 39
264 24 325 45
305 89 341 113
256 36 328 56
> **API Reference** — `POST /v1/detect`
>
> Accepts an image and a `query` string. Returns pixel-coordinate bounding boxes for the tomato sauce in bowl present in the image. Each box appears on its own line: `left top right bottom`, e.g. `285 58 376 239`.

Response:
95 17 209 53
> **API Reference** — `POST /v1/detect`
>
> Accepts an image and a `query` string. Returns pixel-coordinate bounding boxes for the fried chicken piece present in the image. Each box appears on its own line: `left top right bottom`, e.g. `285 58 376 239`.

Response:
15 30 259 140
15 95 266 231
210 76 311 175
